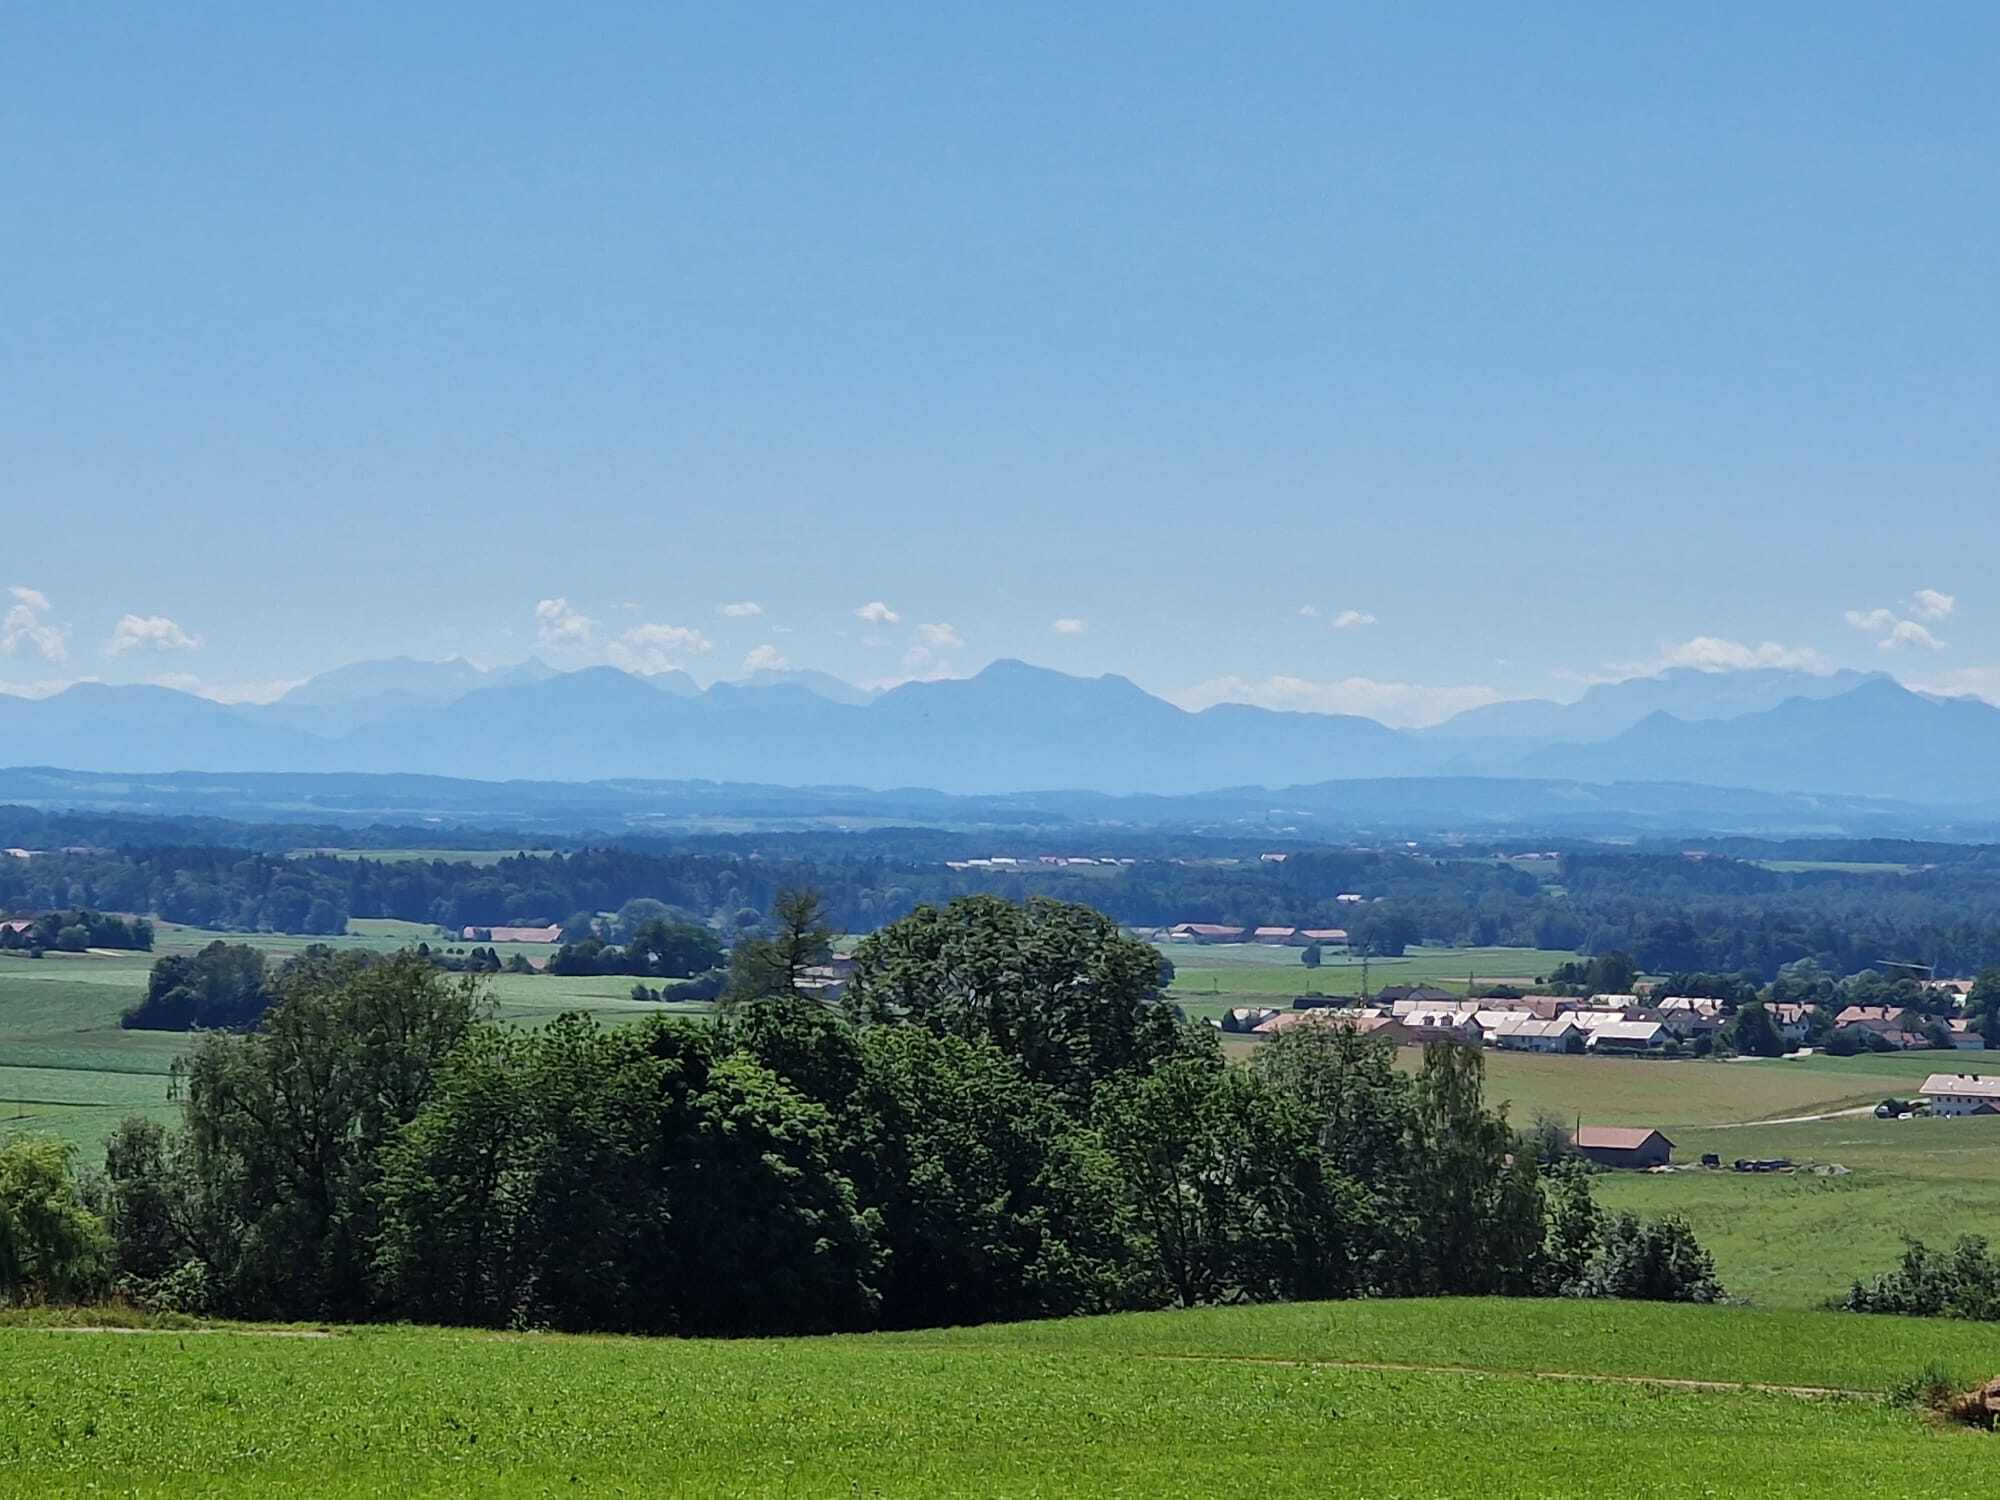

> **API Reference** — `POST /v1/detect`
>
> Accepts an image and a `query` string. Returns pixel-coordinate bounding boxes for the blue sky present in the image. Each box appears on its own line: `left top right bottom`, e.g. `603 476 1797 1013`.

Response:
4 4 1996 725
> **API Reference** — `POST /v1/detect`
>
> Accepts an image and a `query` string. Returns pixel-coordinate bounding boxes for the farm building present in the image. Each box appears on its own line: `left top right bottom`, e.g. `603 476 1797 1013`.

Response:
1164 923 1248 943
461 923 564 944
1382 986 1457 1007
1488 1016 1581 1052
1766 1003 1815 1046
1252 927 1299 944
1585 1020 1669 1053
1919 1073 2000 1116
1298 928 1349 946
1947 1018 1989 1051
1833 1005 1911 1035
1574 1126 1675 1169
1251 1011 1415 1046
1219 1006 1282 1033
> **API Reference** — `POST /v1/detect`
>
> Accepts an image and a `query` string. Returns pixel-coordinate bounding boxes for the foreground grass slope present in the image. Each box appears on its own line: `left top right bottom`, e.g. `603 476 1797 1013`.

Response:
1 1300 1992 1498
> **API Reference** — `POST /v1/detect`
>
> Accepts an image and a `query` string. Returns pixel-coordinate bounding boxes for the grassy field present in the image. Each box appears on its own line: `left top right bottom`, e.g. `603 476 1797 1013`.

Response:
0 919 706 1163
1164 942 1584 1021
0 1298 1992 1497
287 848 557 864
1753 859 1916 875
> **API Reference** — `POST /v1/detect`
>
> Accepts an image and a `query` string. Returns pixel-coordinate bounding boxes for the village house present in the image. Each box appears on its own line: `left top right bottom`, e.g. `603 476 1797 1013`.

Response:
1766 1003 1815 1046
1920 1072 2000 1116
1833 1005 1912 1036
1574 1126 1675 1169
1948 1018 1989 1051
1219 1006 1282 1034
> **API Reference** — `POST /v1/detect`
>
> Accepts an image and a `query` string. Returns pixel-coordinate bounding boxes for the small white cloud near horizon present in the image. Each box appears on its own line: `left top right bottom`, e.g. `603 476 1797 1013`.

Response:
608 623 713 676
1911 588 1957 621
855 601 900 625
107 614 199 656
3 586 67 664
1882 618 1946 651
1331 609 1377 629
918 622 963 649
1596 636 1836 681
1847 605 1945 652
534 598 595 650
742 644 790 673
894 641 958 683
1051 617 1086 635
719 601 763 618
1297 604 1320 619
1171 674 1503 729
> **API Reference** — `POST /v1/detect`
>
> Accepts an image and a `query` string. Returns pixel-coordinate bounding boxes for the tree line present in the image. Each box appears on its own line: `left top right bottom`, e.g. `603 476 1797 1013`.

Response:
9 895 1721 1328
19 834 2000 980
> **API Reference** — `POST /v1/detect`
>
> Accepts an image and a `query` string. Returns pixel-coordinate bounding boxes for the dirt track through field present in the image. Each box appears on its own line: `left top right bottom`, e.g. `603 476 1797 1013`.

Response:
1133 1352 1876 1399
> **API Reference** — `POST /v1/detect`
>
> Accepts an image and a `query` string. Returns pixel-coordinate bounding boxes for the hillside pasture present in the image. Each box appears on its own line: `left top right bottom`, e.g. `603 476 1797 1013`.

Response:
0 918 715 1162
1163 942 1583 1021
0 1299 1992 1497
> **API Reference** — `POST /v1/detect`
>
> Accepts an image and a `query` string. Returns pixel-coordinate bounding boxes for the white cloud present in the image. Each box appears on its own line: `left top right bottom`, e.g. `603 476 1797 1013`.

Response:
1051 617 1086 635
1171 674 1502 729
0 676 81 700
1331 609 1378 630
534 597 595 650
1847 606 1946 652
607 623 713 675
918 622 963 649
855 601 900 625
742 644 790 673
1596 637 1835 681
1908 666 2000 702
720 601 764 618
1911 589 1957 621
2 586 66 663
106 614 199 656
1297 605 1320 619
1881 619 1945 652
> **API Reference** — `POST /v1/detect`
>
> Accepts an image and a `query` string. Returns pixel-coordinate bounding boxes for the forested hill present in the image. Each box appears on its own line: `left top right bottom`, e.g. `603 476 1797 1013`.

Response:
9 838 2000 978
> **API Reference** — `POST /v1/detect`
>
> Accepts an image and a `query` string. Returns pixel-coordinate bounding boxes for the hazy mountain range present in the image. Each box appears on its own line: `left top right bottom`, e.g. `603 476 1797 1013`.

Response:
0 657 1994 807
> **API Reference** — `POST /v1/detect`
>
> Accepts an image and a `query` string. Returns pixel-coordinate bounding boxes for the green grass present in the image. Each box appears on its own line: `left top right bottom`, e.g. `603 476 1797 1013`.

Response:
1753 860 1916 875
0 920 715 1165
287 848 545 865
0 1299 1991 1497
1165 943 1583 1020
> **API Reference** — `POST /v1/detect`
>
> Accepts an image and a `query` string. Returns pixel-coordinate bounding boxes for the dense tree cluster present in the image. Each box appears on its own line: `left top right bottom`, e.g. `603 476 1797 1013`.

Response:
89 896 1722 1333
1846 1237 2000 1320
14 833 2000 980
0 908 152 954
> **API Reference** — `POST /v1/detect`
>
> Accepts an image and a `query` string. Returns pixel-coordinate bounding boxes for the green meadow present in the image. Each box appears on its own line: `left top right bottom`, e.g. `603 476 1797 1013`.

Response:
0 1299 1991 1498
1163 941 1584 1021
0 920 703 1162
5 923 1998 1311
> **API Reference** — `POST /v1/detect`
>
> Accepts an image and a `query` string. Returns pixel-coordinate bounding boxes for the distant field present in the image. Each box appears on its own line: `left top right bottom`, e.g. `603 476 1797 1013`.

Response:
1163 942 1583 1021
1753 859 1915 875
0 1299 1990 1497
0 918 711 1164
287 848 546 865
